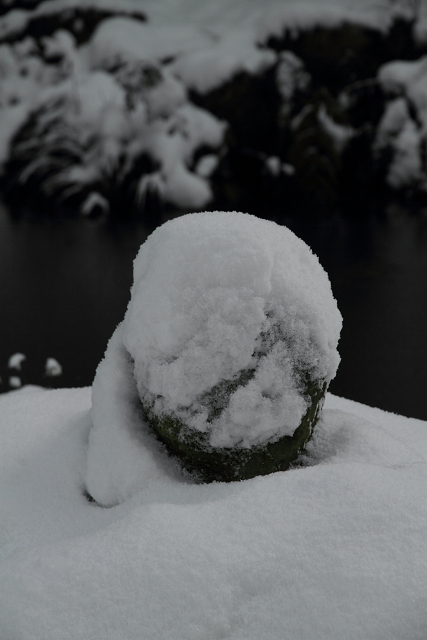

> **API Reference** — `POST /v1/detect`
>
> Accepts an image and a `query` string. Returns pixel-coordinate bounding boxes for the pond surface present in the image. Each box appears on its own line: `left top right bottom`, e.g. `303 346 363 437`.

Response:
1 200 427 421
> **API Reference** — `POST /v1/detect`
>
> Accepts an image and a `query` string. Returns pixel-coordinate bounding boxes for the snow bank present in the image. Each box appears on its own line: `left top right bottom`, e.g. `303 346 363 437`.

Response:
0 385 426 640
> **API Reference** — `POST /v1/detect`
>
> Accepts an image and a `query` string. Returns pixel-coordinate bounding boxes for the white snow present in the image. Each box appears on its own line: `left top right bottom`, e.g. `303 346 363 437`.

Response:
0 17 226 208
80 191 110 215
138 106 226 209
85 321 183 507
85 17 213 67
8 352 26 370
0 385 426 640
116 0 392 31
194 153 219 178
376 58 427 190
0 0 147 42
276 50 311 104
378 56 427 96
170 28 277 94
317 103 354 153
45 358 63 377
8 376 22 388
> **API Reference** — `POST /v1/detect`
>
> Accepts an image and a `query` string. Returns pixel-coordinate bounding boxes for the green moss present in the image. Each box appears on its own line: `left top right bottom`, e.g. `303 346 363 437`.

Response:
139 317 329 483
143 373 326 484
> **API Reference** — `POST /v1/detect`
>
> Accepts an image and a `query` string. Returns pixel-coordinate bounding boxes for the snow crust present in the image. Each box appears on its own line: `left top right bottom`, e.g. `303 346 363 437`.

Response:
0 385 426 640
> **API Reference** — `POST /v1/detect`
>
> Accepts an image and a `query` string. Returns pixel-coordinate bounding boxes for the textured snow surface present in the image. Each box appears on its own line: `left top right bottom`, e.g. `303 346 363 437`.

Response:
123 212 341 446
0 386 426 640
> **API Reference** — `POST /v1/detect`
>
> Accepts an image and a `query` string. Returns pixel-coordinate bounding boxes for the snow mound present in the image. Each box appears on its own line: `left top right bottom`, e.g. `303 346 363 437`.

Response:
86 212 342 504
0 386 426 640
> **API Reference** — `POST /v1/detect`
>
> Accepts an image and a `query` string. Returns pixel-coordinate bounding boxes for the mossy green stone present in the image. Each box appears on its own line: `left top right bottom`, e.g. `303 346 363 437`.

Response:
143 375 326 483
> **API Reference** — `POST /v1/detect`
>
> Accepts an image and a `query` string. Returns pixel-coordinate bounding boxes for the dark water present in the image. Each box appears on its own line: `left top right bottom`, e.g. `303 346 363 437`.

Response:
0 204 151 390
1 200 427 421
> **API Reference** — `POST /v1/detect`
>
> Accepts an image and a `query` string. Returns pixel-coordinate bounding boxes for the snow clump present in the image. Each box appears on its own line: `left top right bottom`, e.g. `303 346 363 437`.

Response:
45 358 63 377
8 352 26 370
86 212 342 503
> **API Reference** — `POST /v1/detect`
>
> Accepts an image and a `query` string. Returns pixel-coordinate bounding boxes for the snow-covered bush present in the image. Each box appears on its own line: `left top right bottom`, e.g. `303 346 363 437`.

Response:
375 57 427 193
0 23 226 216
85 212 342 504
2 0 424 217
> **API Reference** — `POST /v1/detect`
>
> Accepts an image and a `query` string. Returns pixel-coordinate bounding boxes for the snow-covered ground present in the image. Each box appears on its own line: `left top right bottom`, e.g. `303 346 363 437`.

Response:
0 385 426 640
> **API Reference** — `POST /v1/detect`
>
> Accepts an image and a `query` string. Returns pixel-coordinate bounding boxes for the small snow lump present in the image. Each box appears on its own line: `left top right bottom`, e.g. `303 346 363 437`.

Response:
87 212 341 496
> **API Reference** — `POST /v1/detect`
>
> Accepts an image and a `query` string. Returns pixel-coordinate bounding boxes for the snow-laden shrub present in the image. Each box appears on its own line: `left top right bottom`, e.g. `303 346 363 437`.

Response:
1 29 226 216
85 212 342 504
375 57 427 193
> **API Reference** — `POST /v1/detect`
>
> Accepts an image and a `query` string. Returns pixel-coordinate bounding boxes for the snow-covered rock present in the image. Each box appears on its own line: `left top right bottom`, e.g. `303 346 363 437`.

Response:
86 211 342 503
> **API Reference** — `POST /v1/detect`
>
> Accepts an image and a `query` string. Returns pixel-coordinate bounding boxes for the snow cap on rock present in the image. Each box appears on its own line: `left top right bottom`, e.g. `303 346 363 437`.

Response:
123 211 342 449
